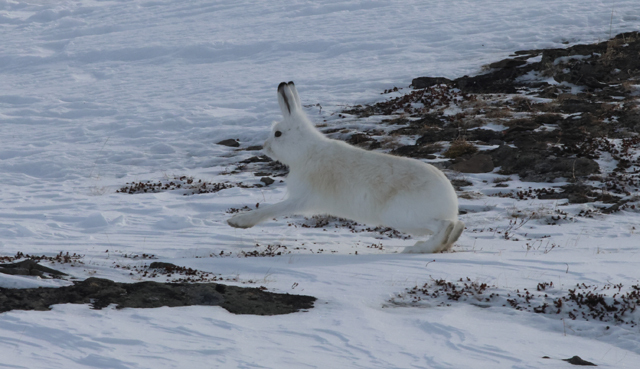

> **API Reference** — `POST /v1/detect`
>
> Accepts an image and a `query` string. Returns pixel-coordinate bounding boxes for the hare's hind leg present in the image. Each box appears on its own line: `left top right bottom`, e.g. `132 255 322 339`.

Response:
402 219 456 254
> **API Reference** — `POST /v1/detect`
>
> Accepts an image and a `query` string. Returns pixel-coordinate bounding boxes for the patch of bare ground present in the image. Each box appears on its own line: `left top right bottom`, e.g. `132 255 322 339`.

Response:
0 276 315 315
117 175 275 195
390 278 640 328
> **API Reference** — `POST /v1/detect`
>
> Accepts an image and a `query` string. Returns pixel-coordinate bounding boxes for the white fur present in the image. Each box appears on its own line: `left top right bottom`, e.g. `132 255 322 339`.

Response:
227 82 464 253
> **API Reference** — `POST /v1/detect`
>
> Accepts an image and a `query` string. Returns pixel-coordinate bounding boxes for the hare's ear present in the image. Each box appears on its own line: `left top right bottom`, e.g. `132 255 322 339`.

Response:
277 81 302 117
287 81 302 109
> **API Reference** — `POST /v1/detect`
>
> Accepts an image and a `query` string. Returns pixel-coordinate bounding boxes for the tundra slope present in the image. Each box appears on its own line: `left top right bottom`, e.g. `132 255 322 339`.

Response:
1 0 640 368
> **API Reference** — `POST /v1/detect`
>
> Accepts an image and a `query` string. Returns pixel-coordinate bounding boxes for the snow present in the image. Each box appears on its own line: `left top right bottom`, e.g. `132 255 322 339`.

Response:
1 0 640 368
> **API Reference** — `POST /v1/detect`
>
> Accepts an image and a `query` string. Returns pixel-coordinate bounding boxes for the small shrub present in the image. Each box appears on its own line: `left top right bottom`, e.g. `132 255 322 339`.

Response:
443 139 478 158
484 108 512 119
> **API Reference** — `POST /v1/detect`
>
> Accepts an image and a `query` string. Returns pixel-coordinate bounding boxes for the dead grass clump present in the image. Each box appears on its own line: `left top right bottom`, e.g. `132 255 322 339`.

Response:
391 279 640 328
378 135 401 150
423 142 444 154
458 117 485 129
501 117 534 128
540 61 564 78
458 191 484 200
531 102 558 113
602 38 622 65
443 140 478 158
621 80 638 93
466 97 491 110
493 176 511 183
484 108 512 119
0 251 83 265
556 93 578 102
510 95 537 112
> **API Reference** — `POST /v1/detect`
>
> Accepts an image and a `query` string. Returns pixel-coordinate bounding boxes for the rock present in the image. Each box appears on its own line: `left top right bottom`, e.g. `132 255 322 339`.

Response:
466 129 503 144
557 184 622 204
0 259 68 277
217 139 240 147
416 127 459 145
411 77 452 89
488 58 527 69
347 133 374 146
241 155 272 164
489 145 600 182
511 136 546 150
602 199 633 213
148 262 177 270
512 49 543 57
454 65 533 93
550 157 600 178
260 177 275 186
562 356 597 366
344 133 380 150
450 179 473 191
382 117 410 125
0 277 316 316
451 154 494 173
415 128 502 147
368 141 382 150
391 145 438 159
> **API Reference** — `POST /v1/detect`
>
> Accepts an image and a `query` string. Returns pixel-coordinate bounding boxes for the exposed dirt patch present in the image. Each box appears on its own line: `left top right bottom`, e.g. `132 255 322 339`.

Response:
293 215 412 240
116 176 271 195
0 252 84 269
0 275 315 316
390 278 640 328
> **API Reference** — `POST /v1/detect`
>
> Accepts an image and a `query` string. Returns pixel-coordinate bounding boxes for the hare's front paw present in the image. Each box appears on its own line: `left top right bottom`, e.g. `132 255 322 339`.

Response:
227 213 257 229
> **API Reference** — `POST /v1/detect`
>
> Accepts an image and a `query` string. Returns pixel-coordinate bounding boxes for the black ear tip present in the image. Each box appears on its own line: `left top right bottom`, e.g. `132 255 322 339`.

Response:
287 81 295 86
277 82 288 91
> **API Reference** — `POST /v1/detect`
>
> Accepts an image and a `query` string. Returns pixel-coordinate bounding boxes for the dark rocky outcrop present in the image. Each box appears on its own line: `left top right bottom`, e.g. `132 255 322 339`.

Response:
411 31 640 94
0 276 315 316
0 259 68 278
217 138 240 147
489 144 599 182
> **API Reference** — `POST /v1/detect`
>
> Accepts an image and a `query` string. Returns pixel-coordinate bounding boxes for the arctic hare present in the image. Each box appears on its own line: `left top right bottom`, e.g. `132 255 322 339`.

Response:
227 82 464 253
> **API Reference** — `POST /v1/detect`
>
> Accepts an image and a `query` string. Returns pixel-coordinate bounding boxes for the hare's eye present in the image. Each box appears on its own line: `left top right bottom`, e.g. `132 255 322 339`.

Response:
274 131 282 137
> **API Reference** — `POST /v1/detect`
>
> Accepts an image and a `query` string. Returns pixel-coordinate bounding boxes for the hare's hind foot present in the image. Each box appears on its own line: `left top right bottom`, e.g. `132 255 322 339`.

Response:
227 213 259 229
402 220 462 254
446 220 464 246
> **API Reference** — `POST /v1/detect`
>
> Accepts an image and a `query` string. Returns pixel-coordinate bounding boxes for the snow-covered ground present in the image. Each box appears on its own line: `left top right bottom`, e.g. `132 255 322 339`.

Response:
1 0 640 368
